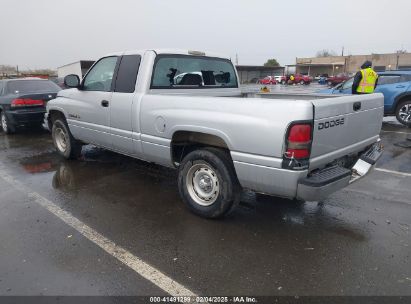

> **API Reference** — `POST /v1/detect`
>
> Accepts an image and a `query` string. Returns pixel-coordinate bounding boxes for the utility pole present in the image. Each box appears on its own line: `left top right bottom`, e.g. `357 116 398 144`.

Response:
235 53 239 65
341 46 344 57
16 65 19 76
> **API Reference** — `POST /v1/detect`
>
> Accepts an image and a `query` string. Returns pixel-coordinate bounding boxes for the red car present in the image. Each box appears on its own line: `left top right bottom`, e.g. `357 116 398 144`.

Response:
326 73 350 86
258 76 277 85
280 74 312 85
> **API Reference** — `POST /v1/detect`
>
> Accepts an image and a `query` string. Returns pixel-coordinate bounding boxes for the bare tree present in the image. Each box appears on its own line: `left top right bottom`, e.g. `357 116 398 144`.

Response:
316 49 337 57
0 65 17 74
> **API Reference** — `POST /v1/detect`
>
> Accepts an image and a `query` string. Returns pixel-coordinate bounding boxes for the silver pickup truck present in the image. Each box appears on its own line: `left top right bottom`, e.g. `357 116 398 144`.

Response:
46 49 383 218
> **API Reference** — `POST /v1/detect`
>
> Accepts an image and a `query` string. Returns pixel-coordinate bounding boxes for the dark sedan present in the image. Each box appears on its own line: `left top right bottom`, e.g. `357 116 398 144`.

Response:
0 78 61 134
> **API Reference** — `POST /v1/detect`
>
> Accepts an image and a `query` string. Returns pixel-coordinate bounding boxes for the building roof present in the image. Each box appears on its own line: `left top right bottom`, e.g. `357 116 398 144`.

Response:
287 62 345 67
236 65 284 71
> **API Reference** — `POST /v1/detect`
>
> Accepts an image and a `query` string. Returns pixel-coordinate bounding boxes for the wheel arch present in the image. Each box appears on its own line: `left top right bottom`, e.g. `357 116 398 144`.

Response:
47 109 67 130
170 129 233 166
392 92 411 113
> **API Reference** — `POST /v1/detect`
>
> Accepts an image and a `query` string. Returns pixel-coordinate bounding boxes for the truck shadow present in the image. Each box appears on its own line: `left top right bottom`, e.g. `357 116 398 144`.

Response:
47 146 367 244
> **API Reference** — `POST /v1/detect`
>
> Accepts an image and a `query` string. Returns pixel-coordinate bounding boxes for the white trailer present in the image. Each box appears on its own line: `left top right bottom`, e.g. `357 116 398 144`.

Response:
57 60 94 79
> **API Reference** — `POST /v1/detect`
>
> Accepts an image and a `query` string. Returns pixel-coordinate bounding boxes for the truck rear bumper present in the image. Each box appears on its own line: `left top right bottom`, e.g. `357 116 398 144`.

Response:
296 141 383 201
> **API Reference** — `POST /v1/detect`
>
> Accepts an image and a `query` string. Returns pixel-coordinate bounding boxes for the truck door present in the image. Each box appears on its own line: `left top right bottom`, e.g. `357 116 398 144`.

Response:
66 56 118 149
110 55 143 157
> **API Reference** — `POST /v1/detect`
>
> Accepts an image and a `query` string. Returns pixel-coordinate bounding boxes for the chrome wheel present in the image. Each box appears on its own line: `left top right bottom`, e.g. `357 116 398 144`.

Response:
398 103 411 124
186 163 220 206
55 127 68 153
1 113 8 133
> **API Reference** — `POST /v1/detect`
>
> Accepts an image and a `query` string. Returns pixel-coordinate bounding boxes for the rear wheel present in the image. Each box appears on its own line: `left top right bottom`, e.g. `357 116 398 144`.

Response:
299 80 305 85
395 100 411 127
281 80 286 85
52 118 82 159
178 148 241 218
1 111 15 134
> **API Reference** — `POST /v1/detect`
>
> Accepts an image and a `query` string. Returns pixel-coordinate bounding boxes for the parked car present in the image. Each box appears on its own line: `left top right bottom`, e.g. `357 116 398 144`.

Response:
258 76 277 85
0 78 61 133
51 77 69 89
314 74 329 81
274 75 283 83
317 71 411 126
280 74 312 85
46 49 383 218
326 73 350 86
174 72 204 86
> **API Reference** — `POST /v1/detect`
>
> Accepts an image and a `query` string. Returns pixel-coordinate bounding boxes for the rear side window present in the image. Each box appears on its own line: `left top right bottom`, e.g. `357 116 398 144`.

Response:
151 55 238 89
377 75 401 85
6 80 60 94
114 55 141 93
400 74 411 82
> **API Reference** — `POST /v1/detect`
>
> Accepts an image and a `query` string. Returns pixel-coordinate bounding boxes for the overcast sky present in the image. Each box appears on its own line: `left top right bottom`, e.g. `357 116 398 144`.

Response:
1 0 410 69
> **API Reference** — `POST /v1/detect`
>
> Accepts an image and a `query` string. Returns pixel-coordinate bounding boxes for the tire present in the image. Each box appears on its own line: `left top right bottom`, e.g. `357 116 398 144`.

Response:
178 147 241 218
1 111 15 134
299 80 305 85
395 99 411 127
281 80 286 85
52 118 82 159
328 81 333 86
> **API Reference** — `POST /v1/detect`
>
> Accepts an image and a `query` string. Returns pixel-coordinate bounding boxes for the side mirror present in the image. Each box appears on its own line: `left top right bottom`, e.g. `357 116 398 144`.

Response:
64 74 80 88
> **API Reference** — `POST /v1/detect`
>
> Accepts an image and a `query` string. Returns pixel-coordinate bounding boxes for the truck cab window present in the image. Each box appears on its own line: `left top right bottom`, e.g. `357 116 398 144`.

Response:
151 55 238 89
114 55 141 93
83 56 118 92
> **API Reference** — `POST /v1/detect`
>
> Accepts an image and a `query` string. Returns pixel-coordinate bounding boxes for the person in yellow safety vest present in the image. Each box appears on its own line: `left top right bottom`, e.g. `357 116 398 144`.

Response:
288 74 295 85
352 61 379 94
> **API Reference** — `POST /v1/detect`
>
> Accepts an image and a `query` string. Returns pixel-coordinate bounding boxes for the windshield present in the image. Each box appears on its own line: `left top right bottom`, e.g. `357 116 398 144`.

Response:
6 80 61 94
340 77 354 90
151 55 238 89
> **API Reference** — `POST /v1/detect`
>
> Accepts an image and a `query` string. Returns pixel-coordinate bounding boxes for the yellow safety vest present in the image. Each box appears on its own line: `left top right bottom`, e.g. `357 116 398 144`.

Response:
356 68 378 93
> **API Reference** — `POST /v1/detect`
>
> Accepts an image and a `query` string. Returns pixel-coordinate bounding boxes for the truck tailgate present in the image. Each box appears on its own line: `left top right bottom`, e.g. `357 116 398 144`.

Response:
310 93 384 169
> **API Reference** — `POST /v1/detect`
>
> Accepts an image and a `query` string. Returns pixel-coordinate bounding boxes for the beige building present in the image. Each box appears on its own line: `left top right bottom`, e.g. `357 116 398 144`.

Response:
291 52 411 76
236 65 285 84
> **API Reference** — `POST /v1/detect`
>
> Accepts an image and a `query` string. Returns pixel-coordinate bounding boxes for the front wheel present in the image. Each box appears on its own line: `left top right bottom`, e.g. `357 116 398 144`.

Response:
395 100 411 127
299 80 305 85
178 148 241 218
52 119 82 159
1 111 15 134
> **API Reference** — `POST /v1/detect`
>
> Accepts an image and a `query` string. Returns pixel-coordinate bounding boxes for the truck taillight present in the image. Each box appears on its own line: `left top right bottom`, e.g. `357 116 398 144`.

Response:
285 123 312 159
11 98 44 108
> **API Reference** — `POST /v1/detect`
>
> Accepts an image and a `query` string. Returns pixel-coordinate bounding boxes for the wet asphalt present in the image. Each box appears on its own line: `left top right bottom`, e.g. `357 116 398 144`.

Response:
0 85 410 296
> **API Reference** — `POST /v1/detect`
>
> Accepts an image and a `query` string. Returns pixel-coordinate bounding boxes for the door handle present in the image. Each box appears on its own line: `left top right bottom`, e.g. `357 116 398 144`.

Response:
396 85 405 88
101 100 109 107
